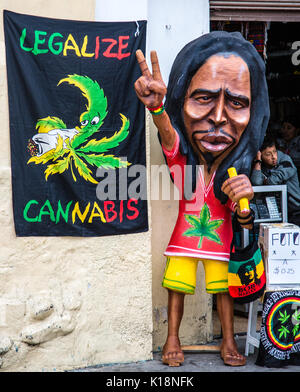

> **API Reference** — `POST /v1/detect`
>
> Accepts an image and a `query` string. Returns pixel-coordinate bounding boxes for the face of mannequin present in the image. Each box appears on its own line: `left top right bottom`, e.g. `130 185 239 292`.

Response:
183 54 251 169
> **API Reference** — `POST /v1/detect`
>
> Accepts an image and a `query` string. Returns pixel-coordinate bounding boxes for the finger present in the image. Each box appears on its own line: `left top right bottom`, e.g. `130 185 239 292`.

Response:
150 51 163 81
134 78 151 97
231 188 253 203
148 79 167 95
222 175 246 191
136 49 151 77
221 177 238 193
222 179 252 201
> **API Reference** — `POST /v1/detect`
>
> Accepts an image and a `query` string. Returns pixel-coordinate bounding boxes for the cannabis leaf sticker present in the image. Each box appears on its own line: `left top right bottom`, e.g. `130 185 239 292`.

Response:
183 203 223 248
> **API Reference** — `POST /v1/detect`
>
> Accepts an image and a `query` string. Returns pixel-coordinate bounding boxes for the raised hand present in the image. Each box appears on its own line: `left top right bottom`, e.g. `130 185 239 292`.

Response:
255 151 262 161
134 50 167 109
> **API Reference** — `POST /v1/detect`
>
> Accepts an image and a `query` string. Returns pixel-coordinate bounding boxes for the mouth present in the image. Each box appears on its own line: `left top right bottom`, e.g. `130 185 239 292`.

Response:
27 138 39 157
193 133 233 153
33 138 50 156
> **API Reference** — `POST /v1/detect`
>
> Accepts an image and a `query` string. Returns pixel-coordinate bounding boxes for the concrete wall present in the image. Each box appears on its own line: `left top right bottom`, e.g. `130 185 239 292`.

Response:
0 0 152 371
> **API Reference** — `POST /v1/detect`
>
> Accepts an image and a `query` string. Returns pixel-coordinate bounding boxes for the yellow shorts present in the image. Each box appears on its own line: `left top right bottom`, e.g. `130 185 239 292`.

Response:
162 256 229 295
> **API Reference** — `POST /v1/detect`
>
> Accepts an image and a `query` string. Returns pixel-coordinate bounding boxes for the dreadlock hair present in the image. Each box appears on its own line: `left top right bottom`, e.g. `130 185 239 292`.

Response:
163 31 270 204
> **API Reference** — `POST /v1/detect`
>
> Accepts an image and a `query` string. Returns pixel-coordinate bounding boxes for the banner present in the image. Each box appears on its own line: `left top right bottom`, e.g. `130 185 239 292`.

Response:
256 290 300 368
4 10 148 236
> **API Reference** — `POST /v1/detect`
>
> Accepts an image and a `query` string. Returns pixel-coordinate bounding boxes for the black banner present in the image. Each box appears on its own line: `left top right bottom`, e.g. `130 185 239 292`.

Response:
4 10 148 236
256 290 300 368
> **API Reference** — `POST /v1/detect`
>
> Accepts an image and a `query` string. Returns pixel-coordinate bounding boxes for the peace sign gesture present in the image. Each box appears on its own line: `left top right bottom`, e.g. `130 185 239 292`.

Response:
134 50 167 109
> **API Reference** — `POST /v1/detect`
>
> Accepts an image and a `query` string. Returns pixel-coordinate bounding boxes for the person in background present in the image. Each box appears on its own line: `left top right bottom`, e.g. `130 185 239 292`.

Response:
277 117 300 179
251 137 300 225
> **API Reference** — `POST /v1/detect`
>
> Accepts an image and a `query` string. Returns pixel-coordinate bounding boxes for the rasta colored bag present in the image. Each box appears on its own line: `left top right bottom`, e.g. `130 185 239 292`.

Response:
228 215 266 304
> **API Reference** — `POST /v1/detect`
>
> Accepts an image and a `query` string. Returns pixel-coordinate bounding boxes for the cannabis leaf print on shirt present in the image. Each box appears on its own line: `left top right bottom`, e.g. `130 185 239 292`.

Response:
183 203 224 248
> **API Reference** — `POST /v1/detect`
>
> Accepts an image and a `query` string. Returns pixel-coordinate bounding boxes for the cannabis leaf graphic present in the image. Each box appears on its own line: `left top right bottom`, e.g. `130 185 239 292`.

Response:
27 75 130 184
292 309 300 323
183 203 223 248
278 310 290 324
292 309 300 337
278 325 290 339
292 324 299 337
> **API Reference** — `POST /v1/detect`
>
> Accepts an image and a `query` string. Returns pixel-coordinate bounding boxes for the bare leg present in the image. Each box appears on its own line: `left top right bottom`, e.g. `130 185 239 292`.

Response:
217 293 246 366
162 289 185 366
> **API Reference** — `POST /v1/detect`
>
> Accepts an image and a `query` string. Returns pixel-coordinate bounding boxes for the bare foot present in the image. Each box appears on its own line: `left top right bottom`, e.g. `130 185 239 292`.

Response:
162 336 184 367
220 339 246 367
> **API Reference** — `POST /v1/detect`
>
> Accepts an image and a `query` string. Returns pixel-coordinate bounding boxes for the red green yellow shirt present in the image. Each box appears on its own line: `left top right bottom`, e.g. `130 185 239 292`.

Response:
162 131 235 262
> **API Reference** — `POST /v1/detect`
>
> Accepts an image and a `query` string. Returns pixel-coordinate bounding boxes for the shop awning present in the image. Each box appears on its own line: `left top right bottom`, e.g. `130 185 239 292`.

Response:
210 0 300 21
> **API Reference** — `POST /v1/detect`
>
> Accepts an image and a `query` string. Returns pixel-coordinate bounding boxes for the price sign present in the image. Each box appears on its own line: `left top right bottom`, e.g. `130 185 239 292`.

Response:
268 259 300 285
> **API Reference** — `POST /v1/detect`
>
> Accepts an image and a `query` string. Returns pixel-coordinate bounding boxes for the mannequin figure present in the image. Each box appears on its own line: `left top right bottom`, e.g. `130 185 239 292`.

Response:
134 31 269 367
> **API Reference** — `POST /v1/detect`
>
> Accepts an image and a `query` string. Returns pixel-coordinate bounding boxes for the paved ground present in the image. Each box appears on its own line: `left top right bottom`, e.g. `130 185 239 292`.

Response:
72 335 300 373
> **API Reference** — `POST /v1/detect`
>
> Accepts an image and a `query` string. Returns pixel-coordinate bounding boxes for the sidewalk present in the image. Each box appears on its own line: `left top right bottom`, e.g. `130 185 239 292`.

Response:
72 335 300 373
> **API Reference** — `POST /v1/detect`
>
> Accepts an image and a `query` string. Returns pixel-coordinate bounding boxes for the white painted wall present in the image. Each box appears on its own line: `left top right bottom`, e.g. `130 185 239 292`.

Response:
147 0 209 84
95 0 209 82
95 0 147 21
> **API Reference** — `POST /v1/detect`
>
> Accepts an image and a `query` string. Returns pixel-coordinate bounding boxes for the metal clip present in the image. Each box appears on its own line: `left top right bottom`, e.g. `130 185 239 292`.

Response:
135 21 140 37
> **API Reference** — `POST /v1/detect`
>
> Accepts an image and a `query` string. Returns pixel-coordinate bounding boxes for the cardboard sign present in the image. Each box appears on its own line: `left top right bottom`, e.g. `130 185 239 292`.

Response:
268 259 300 285
259 223 299 259
259 223 300 287
261 227 300 260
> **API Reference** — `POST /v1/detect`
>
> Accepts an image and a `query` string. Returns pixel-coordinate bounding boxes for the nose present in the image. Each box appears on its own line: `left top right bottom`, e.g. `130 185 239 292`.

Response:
208 94 227 128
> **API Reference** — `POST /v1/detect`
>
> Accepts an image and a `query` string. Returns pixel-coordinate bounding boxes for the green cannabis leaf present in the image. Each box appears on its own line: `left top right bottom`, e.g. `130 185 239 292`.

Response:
292 309 300 337
292 309 300 323
292 324 299 337
278 310 290 324
278 325 290 339
183 203 223 248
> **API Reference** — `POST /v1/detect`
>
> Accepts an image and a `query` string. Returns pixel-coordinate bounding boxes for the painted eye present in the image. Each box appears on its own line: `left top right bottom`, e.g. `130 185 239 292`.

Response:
230 99 243 108
195 96 212 103
91 116 100 125
81 120 89 126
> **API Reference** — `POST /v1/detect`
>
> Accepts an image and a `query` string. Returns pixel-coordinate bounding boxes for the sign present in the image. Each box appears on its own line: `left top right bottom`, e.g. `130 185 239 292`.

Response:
268 259 300 285
4 10 148 237
259 223 300 287
260 225 300 260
